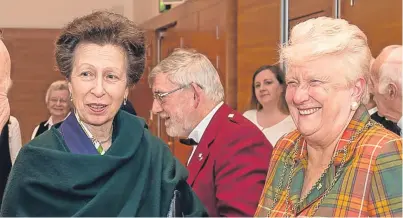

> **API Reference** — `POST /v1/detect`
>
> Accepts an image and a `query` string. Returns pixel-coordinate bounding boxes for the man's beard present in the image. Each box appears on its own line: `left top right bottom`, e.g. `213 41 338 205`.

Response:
165 115 194 137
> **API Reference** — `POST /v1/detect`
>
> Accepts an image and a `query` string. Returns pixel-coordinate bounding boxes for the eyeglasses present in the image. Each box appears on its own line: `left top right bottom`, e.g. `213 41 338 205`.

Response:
153 85 187 104
49 98 68 104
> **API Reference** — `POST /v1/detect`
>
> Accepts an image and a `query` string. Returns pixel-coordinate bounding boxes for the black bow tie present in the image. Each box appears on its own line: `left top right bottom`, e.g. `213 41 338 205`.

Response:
179 138 198 146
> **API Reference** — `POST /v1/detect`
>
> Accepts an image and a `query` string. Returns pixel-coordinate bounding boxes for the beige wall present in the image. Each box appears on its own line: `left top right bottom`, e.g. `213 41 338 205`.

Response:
0 0 160 28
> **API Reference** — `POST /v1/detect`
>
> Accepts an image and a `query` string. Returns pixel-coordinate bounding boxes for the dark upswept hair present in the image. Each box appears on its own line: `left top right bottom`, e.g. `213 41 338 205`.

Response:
55 11 146 86
250 65 289 114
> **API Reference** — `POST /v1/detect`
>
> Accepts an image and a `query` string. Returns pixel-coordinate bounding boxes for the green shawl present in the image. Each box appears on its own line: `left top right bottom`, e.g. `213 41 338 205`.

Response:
0 111 207 217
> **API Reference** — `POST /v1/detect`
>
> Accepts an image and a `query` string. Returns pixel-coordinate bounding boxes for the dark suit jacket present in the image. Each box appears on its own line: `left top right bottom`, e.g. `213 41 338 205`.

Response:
371 112 401 135
0 121 10 208
186 104 273 217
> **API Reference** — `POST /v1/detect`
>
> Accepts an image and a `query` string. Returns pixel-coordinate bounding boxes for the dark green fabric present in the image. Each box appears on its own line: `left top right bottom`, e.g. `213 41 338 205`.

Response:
0 111 207 217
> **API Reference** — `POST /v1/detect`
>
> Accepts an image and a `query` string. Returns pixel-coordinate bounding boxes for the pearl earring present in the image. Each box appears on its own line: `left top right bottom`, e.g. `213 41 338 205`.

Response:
124 97 127 105
351 101 359 111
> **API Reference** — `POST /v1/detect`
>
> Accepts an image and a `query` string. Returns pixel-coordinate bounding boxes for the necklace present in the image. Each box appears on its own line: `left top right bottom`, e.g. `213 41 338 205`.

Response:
75 112 113 150
268 120 378 217
98 135 112 144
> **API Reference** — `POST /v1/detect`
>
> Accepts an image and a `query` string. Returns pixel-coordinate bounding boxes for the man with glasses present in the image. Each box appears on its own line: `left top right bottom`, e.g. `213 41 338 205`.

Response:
149 48 273 217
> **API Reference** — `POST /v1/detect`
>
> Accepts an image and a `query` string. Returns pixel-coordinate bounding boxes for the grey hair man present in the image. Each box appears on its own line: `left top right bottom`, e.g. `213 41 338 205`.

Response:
370 45 402 135
149 48 272 217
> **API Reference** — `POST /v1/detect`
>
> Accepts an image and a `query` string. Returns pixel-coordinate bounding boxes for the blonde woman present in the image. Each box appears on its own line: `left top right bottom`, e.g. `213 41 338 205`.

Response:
31 80 71 139
255 17 402 217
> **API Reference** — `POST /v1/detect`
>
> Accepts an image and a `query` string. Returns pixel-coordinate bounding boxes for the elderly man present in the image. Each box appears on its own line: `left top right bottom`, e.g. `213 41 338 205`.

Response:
370 45 402 136
0 32 12 207
366 56 400 135
149 48 272 217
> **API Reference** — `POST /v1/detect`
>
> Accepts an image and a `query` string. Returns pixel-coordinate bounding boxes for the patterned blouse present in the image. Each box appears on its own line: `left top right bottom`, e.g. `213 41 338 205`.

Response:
255 105 402 217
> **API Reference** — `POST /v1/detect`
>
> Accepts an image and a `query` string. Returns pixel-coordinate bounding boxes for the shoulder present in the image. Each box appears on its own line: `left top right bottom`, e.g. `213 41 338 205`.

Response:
142 128 170 152
219 108 262 135
25 127 69 153
273 130 301 153
40 119 50 126
9 116 18 124
140 126 188 178
265 130 301 176
118 111 166 150
212 107 272 149
243 109 256 118
356 124 402 164
360 124 401 149
8 116 20 128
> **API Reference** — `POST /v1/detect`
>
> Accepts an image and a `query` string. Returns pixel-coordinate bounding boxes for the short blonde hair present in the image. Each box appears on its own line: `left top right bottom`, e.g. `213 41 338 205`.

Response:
281 17 372 102
148 48 224 103
45 80 69 103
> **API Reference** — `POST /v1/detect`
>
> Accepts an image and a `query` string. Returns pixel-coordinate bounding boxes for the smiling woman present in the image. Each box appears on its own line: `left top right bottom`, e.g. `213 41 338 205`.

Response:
31 80 71 139
1 11 207 217
255 17 402 217
68 43 128 151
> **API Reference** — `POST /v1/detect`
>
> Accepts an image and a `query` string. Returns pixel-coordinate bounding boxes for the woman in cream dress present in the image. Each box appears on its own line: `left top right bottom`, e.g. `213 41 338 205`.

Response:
244 65 295 146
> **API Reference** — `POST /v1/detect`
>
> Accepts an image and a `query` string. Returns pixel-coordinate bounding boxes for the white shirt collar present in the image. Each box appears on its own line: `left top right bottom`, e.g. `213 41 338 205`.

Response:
397 116 403 129
74 111 105 155
46 112 71 127
186 102 223 165
368 107 378 115
188 101 224 144
44 117 53 127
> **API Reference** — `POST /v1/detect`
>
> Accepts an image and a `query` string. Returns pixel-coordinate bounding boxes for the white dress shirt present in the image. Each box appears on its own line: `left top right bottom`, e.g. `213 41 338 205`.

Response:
368 107 378 115
187 101 224 165
31 117 54 140
31 113 70 139
243 110 296 146
398 116 402 137
8 116 22 165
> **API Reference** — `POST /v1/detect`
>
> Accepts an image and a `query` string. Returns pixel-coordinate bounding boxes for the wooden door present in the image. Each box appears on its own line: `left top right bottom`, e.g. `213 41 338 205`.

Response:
341 0 402 56
129 30 155 131
172 30 224 166
2 29 62 144
159 28 194 165
288 0 333 30
237 0 281 112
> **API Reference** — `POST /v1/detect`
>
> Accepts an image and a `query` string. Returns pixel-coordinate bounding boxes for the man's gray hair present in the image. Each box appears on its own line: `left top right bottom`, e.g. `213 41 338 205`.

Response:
149 48 224 103
376 46 402 95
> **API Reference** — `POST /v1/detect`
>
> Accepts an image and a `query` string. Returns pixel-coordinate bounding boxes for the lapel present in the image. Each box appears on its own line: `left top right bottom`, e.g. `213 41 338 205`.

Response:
59 113 99 155
187 104 232 186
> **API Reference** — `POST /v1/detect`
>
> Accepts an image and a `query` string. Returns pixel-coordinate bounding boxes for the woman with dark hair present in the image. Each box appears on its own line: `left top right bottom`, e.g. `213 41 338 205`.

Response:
243 65 295 145
1 11 206 217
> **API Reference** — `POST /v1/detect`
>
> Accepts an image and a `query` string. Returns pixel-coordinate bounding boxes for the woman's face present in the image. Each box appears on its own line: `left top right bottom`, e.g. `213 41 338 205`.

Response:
69 43 128 127
285 57 360 143
254 69 283 107
47 89 70 118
